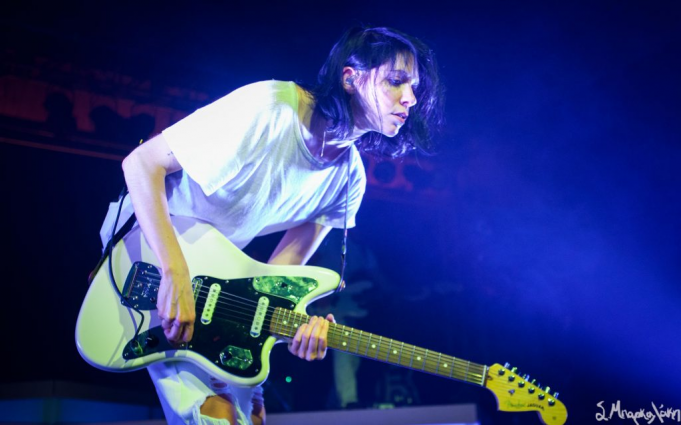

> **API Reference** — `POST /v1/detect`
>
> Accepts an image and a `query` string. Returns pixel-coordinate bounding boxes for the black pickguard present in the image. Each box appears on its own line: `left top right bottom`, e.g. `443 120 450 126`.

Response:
121 262 299 379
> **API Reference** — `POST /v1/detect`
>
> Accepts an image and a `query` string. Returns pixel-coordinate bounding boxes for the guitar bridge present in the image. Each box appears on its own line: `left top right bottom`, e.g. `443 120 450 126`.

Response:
122 262 161 309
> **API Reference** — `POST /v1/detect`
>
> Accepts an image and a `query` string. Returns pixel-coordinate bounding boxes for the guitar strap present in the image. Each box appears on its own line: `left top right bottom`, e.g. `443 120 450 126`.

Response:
87 187 136 285
336 147 352 292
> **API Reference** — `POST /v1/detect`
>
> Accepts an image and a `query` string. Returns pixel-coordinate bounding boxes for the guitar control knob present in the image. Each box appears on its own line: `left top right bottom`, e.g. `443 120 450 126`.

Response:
145 335 159 348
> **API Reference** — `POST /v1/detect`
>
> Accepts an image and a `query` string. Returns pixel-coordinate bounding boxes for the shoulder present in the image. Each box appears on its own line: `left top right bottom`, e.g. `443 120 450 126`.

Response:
191 80 300 129
224 80 300 110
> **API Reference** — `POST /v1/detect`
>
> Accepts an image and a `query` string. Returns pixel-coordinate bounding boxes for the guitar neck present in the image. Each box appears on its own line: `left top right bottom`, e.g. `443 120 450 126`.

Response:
270 307 487 387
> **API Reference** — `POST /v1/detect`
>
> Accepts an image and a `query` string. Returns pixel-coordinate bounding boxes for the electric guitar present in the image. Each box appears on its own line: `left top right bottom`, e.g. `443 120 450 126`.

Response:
76 216 568 425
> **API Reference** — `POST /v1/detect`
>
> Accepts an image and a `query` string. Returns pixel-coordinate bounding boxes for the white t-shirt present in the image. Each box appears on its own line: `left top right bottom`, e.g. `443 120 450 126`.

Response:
100 80 366 249
162 80 365 248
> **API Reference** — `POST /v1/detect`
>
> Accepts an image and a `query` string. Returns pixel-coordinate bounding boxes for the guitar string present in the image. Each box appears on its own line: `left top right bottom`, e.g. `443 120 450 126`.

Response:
195 306 484 383
136 274 480 376
269 309 485 383
186 304 484 383
131 276 485 382
135 278 485 382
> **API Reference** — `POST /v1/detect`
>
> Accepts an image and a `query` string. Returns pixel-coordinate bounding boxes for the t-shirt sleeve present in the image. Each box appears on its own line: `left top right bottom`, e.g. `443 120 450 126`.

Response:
312 149 367 229
162 81 283 196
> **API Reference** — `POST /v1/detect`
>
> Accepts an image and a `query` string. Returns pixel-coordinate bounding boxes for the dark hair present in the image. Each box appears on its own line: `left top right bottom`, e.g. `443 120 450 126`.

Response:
310 26 444 158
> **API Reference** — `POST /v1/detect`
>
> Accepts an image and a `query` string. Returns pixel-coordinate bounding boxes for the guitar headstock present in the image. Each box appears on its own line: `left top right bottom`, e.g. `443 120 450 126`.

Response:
484 363 568 425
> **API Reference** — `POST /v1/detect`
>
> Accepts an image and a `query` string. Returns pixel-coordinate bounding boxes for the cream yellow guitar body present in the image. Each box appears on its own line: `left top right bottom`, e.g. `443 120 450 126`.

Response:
76 216 567 424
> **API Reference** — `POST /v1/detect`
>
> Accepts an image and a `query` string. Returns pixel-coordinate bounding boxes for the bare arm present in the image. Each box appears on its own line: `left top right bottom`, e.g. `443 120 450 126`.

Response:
122 134 195 344
270 222 337 361
268 221 332 266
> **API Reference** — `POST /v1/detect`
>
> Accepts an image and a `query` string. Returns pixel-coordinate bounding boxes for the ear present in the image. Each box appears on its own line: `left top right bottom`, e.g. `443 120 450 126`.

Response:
341 67 359 94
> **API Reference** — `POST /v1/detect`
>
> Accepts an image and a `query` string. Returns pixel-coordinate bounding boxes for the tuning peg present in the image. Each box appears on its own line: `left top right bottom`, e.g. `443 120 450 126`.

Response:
504 362 511 369
544 386 551 394
531 379 537 385
522 374 530 380
554 392 559 399
511 367 518 373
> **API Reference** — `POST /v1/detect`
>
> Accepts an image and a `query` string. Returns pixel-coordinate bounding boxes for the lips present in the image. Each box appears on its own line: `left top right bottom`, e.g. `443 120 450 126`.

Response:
392 112 408 124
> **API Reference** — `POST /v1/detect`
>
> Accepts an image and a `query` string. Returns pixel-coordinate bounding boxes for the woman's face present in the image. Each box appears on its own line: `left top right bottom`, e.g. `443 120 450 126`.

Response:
351 54 419 138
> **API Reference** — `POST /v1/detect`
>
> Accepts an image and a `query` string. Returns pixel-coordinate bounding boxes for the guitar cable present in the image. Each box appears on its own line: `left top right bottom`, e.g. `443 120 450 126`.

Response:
106 186 146 355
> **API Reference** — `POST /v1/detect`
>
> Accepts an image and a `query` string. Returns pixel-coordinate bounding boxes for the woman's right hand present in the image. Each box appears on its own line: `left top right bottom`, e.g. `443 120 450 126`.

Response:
157 265 196 345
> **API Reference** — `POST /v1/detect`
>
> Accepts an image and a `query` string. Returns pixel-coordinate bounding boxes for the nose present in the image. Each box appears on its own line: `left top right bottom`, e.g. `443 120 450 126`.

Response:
402 85 417 108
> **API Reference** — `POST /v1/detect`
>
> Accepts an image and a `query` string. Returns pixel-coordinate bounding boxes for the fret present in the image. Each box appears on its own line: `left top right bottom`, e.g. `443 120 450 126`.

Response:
281 309 289 335
440 354 450 377
283 309 289 335
339 325 348 351
278 308 285 335
278 309 284 335
414 349 423 370
292 316 487 388
369 334 379 357
390 339 402 364
293 311 302 334
332 324 343 348
290 309 297 336
294 311 301 335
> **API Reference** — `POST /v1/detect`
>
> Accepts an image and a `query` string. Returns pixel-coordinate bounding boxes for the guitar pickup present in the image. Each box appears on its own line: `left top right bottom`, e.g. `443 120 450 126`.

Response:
250 296 269 337
200 283 221 325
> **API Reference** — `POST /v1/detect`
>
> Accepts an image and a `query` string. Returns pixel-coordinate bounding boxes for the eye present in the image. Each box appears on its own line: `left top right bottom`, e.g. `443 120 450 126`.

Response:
389 78 403 87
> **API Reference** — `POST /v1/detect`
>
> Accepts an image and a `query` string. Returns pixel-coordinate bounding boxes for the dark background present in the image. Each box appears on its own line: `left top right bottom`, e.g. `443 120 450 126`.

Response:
1 1 679 424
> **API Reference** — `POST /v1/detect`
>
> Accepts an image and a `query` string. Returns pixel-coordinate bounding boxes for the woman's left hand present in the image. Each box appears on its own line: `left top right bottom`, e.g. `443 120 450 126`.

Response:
288 314 336 361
